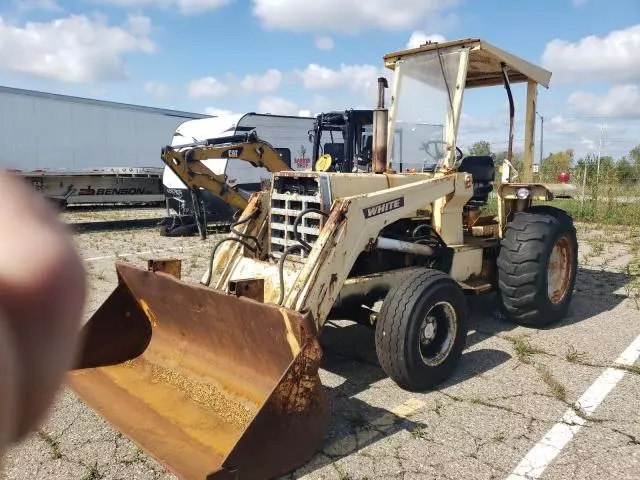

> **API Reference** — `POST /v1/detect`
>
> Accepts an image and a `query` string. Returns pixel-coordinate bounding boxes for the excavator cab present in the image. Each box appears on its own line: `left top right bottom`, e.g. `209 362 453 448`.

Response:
311 109 374 172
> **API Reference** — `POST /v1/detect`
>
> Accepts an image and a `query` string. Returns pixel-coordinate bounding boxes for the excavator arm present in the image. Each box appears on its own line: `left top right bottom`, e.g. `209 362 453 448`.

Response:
161 131 293 212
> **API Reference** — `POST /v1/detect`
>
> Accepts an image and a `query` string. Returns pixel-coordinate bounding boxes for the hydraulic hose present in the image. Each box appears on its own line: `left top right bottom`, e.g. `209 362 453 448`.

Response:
278 208 330 305
277 244 307 305
230 209 261 252
411 223 447 248
201 211 260 286
292 208 329 252
201 237 257 287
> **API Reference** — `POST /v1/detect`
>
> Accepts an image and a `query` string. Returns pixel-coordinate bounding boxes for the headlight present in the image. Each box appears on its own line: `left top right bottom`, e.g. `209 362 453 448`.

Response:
516 187 530 200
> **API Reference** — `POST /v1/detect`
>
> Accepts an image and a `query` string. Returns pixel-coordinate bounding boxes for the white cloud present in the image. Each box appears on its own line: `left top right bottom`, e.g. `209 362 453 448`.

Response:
315 36 334 50
406 32 445 49
187 76 229 98
240 68 282 93
312 95 332 110
548 115 581 134
541 24 640 83
458 113 496 135
189 69 282 98
92 0 230 15
257 96 299 116
297 63 386 104
0 14 155 83
580 137 596 150
175 0 229 14
252 0 460 33
204 106 237 116
12 0 61 11
298 64 345 89
144 81 172 100
298 109 313 117
568 84 640 118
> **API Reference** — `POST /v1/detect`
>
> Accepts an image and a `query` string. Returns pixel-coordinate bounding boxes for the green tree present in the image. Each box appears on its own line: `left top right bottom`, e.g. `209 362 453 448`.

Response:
616 157 635 184
597 155 616 182
574 153 599 186
492 150 524 182
469 140 491 156
540 149 573 183
628 145 640 182
630 145 640 167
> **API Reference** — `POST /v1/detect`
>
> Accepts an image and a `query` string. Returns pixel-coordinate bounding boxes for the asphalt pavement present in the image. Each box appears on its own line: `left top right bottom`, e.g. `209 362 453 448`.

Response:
2 221 639 480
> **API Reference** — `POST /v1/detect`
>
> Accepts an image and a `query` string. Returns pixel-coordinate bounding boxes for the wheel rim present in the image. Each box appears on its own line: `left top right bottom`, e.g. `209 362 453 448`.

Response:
418 301 457 367
547 235 574 305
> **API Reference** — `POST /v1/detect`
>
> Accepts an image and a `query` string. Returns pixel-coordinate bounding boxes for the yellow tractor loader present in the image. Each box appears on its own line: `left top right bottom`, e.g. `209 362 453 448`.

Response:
67 38 579 480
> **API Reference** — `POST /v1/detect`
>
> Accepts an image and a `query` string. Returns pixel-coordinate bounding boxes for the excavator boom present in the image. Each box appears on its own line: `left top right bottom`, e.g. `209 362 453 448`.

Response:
161 131 293 212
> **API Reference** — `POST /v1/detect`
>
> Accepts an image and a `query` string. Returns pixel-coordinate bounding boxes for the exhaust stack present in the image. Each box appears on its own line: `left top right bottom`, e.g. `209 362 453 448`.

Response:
372 77 389 174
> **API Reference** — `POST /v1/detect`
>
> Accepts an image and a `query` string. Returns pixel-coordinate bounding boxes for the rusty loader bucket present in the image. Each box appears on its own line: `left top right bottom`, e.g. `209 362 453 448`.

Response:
66 262 329 480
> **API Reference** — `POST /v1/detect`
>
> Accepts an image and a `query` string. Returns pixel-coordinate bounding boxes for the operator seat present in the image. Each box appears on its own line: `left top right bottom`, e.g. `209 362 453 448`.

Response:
457 155 495 207
360 135 373 162
363 135 373 156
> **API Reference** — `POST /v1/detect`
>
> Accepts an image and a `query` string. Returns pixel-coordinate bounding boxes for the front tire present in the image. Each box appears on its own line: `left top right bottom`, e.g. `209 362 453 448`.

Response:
497 207 578 327
374 269 468 391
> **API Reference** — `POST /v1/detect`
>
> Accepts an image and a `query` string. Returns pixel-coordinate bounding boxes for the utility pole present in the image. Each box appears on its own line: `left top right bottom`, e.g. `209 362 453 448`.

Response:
596 123 605 182
535 112 544 163
539 114 544 164
534 112 543 179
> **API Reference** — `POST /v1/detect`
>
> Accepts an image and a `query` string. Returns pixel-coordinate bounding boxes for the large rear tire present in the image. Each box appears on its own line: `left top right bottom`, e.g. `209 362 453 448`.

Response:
375 269 468 391
497 207 578 327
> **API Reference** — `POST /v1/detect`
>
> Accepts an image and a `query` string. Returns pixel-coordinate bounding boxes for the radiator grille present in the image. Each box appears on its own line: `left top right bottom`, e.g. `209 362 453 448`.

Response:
269 174 325 259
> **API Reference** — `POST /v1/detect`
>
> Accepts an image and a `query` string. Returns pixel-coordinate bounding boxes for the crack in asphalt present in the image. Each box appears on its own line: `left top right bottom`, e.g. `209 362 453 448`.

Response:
610 427 640 446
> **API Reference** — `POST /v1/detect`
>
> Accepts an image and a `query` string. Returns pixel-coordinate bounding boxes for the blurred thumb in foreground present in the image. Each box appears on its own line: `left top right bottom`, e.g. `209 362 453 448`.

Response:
0 171 86 457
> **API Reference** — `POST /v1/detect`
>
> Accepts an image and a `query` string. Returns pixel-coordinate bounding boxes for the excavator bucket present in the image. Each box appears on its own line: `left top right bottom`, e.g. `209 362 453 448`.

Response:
66 262 329 480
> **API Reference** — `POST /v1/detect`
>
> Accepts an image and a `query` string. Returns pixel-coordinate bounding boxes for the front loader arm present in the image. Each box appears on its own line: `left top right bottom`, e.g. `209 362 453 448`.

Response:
285 172 474 329
161 133 293 211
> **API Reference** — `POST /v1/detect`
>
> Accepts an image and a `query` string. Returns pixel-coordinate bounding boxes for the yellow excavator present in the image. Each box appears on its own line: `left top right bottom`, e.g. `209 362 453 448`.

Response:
67 38 580 480
159 112 379 239
160 131 293 239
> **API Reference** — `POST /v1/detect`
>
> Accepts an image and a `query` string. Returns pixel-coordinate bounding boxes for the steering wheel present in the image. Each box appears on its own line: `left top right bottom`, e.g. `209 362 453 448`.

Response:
421 140 463 165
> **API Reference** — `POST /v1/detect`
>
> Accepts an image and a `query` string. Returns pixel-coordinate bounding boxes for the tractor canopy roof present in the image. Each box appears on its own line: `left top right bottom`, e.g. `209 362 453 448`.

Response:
383 37 552 89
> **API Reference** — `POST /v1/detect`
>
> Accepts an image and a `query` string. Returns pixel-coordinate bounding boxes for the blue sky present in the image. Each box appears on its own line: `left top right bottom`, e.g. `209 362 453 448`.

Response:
0 0 638 160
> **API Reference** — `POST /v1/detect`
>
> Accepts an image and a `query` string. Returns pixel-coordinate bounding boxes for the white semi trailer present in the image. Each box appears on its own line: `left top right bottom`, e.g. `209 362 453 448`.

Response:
0 85 210 207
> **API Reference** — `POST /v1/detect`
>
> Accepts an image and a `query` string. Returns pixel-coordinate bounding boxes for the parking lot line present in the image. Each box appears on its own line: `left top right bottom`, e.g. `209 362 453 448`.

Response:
505 333 640 480
322 398 427 454
390 398 427 418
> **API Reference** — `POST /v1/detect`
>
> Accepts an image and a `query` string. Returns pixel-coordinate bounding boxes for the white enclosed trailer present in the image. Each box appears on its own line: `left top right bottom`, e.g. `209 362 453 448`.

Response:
0 85 210 206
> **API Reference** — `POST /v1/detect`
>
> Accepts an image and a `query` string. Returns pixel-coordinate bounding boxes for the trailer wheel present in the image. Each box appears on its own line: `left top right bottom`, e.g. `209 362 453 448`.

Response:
375 269 468 391
497 207 578 327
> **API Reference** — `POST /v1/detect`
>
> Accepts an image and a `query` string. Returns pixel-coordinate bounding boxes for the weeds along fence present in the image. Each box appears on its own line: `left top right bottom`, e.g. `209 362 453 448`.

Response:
481 159 640 308
533 163 640 228
483 167 639 228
